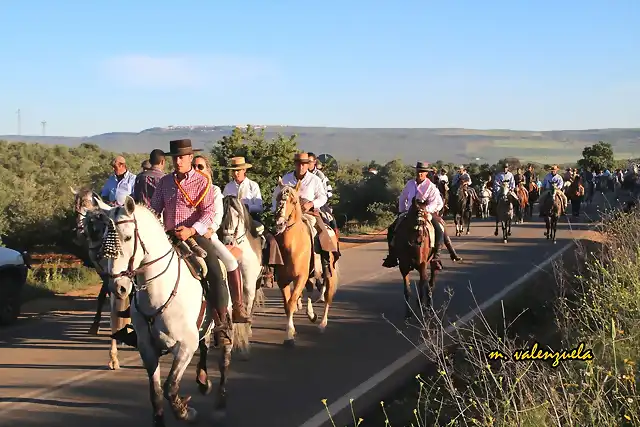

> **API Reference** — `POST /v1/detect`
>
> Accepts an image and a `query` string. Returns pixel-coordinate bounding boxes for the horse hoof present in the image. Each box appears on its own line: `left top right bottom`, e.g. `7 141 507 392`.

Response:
153 414 166 427
318 323 327 334
503 239 507 244
108 360 119 370
283 339 296 348
197 379 213 395
88 324 100 335
185 407 198 423
494 231 498 236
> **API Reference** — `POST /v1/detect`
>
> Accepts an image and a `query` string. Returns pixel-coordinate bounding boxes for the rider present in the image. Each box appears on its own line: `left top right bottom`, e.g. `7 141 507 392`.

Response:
451 165 471 191
539 164 568 216
492 162 515 203
307 152 338 237
523 164 537 188
222 156 264 223
100 156 137 207
437 168 449 185
382 161 462 270
150 139 251 329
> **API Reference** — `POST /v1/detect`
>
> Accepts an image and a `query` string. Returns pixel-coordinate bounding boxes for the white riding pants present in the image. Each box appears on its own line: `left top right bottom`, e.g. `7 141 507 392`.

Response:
209 233 239 272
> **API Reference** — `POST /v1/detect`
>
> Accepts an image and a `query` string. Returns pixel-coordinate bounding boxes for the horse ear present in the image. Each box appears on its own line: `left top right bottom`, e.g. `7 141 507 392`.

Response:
70 186 78 195
277 176 284 187
92 194 113 212
124 196 136 215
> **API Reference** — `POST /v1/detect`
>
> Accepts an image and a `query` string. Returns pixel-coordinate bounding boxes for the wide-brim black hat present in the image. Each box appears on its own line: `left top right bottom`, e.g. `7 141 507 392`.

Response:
163 139 203 157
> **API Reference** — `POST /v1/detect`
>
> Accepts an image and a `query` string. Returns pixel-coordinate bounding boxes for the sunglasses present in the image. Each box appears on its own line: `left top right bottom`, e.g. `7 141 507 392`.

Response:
194 163 206 170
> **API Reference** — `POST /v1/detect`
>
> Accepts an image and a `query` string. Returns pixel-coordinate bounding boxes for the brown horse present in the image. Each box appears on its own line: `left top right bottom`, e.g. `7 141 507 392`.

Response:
526 180 539 218
541 185 564 244
437 179 449 217
272 179 340 347
515 183 529 224
394 197 439 319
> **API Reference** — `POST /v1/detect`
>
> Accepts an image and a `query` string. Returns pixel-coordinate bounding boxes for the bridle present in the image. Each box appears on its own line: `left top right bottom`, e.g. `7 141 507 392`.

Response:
275 187 300 234
105 213 181 324
222 201 247 245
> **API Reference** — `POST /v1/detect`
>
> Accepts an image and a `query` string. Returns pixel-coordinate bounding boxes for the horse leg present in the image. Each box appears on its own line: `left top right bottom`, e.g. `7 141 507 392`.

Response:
552 216 558 243
317 254 337 333
283 276 307 346
89 278 108 335
108 294 120 370
137 327 165 426
233 260 258 360
417 264 430 313
212 335 233 419
494 218 499 236
196 333 213 395
465 212 470 235
545 217 550 239
400 264 412 320
163 338 199 422
507 217 512 236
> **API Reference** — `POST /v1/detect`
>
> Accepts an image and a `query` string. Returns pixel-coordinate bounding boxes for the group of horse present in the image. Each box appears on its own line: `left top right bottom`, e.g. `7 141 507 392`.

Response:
70 178 340 427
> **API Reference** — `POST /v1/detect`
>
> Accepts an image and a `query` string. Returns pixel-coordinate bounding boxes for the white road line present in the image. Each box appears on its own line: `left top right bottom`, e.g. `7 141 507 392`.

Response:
0 224 541 418
299 239 576 427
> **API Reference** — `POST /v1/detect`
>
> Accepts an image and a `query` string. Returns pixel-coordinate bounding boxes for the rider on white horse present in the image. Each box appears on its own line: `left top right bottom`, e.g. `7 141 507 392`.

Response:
150 139 251 327
539 164 568 216
383 161 462 270
492 162 515 203
222 156 264 225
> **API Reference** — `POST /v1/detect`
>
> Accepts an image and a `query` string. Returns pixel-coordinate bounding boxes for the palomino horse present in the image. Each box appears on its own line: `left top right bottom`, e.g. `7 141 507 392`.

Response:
437 180 449 217
451 182 473 236
70 187 131 370
515 183 529 224
218 195 266 359
494 181 519 243
98 196 235 426
394 197 438 318
272 179 340 346
526 180 539 218
541 185 563 244
479 187 492 219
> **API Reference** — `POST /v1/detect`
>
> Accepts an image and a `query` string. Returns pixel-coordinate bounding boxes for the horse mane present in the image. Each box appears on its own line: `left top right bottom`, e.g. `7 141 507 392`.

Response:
222 196 260 239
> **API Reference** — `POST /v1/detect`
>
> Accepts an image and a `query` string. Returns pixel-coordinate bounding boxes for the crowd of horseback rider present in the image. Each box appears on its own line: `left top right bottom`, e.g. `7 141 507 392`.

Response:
92 139 337 335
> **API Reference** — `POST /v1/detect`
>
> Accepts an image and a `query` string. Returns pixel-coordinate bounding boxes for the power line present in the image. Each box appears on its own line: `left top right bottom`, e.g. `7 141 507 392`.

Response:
41 121 47 136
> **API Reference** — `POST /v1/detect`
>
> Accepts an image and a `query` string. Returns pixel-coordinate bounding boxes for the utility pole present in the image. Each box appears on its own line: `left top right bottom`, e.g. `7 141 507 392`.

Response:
16 109 21 135
41 121 47 136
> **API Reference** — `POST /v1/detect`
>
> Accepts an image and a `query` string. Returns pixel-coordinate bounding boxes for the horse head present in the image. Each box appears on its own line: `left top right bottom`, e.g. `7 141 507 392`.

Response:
274 178 302 235
220 195 257 245
408 196 432 246
101 196 165 299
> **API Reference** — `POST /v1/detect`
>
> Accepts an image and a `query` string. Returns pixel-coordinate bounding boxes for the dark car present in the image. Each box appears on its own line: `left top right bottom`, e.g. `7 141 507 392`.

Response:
0 247 30 325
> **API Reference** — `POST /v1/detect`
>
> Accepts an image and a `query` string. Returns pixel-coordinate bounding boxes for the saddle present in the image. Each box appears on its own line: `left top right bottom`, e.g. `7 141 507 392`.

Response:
392 212 436 249
168 234 209 281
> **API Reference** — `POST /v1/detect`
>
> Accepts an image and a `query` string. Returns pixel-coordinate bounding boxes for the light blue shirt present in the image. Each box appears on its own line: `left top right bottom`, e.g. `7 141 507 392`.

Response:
100 170 137 206
542 173 564 190
493 171 515 192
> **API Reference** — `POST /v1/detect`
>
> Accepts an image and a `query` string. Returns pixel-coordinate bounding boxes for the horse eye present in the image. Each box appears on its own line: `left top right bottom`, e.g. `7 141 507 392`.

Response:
124 236 132 242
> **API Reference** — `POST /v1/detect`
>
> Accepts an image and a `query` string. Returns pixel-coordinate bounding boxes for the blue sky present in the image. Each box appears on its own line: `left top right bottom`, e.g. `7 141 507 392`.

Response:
1 0 638 136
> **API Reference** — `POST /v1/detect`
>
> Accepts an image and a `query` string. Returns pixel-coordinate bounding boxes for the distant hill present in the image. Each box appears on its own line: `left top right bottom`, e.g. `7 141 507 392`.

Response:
2 125 639 164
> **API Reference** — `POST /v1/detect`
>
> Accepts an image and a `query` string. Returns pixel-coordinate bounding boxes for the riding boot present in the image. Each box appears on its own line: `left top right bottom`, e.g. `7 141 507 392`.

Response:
382 220 398 268
443 233 462 262
227 268 251 324
430 219 444 270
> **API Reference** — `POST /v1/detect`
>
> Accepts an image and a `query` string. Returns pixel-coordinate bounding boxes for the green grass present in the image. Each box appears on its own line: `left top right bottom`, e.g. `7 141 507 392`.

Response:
22 264 100 302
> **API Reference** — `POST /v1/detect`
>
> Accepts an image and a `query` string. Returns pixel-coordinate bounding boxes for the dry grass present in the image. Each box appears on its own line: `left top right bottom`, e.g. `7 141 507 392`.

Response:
324 204 640 426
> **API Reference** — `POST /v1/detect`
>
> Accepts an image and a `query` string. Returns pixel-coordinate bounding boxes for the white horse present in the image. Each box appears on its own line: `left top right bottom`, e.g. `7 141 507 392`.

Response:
97 196 234 426
70 187 131 370
218 195 266 360
480 187 492 218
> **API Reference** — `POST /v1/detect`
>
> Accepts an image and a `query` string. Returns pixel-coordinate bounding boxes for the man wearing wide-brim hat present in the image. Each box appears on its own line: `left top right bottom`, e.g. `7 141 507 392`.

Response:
539 164 568 218
382 161 462 270
150 139 251 327
222 156 264 222
492 162 515 202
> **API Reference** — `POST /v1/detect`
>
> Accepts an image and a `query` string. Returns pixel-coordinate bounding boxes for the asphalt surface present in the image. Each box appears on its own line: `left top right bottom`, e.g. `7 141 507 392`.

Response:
0 195 613 427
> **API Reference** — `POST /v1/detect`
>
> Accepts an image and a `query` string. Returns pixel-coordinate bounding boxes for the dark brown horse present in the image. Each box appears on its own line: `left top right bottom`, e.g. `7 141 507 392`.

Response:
437 179 449 217
394 197 439 319
515 182 529 224
526 180 539 218
451 182 474 236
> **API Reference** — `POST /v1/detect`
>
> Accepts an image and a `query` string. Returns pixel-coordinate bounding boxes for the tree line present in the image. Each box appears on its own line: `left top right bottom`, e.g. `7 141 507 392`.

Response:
0 128 621 253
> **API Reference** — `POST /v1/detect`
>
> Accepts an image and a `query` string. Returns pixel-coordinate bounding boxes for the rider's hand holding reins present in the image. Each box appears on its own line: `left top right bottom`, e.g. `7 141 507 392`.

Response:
174 225 196 241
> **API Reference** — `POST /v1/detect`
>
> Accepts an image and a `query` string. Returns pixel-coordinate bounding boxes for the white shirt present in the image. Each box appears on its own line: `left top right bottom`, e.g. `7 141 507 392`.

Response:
223 177 263 213
271 171 327 212
210 184 223 232
437 173 449 183
398 178 443 214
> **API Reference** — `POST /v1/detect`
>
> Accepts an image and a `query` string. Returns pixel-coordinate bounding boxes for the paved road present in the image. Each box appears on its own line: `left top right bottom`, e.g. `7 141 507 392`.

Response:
0 198 609 427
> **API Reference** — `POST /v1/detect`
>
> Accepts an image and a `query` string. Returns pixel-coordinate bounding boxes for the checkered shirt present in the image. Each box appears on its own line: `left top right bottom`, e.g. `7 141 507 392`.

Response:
150 169 215 235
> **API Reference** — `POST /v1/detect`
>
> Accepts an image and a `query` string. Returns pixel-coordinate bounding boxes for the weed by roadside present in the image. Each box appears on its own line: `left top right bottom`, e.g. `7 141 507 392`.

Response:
22 264 100 302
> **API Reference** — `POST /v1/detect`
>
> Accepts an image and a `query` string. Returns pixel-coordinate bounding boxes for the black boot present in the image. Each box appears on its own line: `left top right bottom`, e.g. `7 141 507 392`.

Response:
444 234 462 262
382 244 398 268
430 247 443 270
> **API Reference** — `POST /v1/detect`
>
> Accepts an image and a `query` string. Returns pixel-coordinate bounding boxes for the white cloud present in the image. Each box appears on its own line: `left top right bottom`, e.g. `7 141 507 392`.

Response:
101 54 278 89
